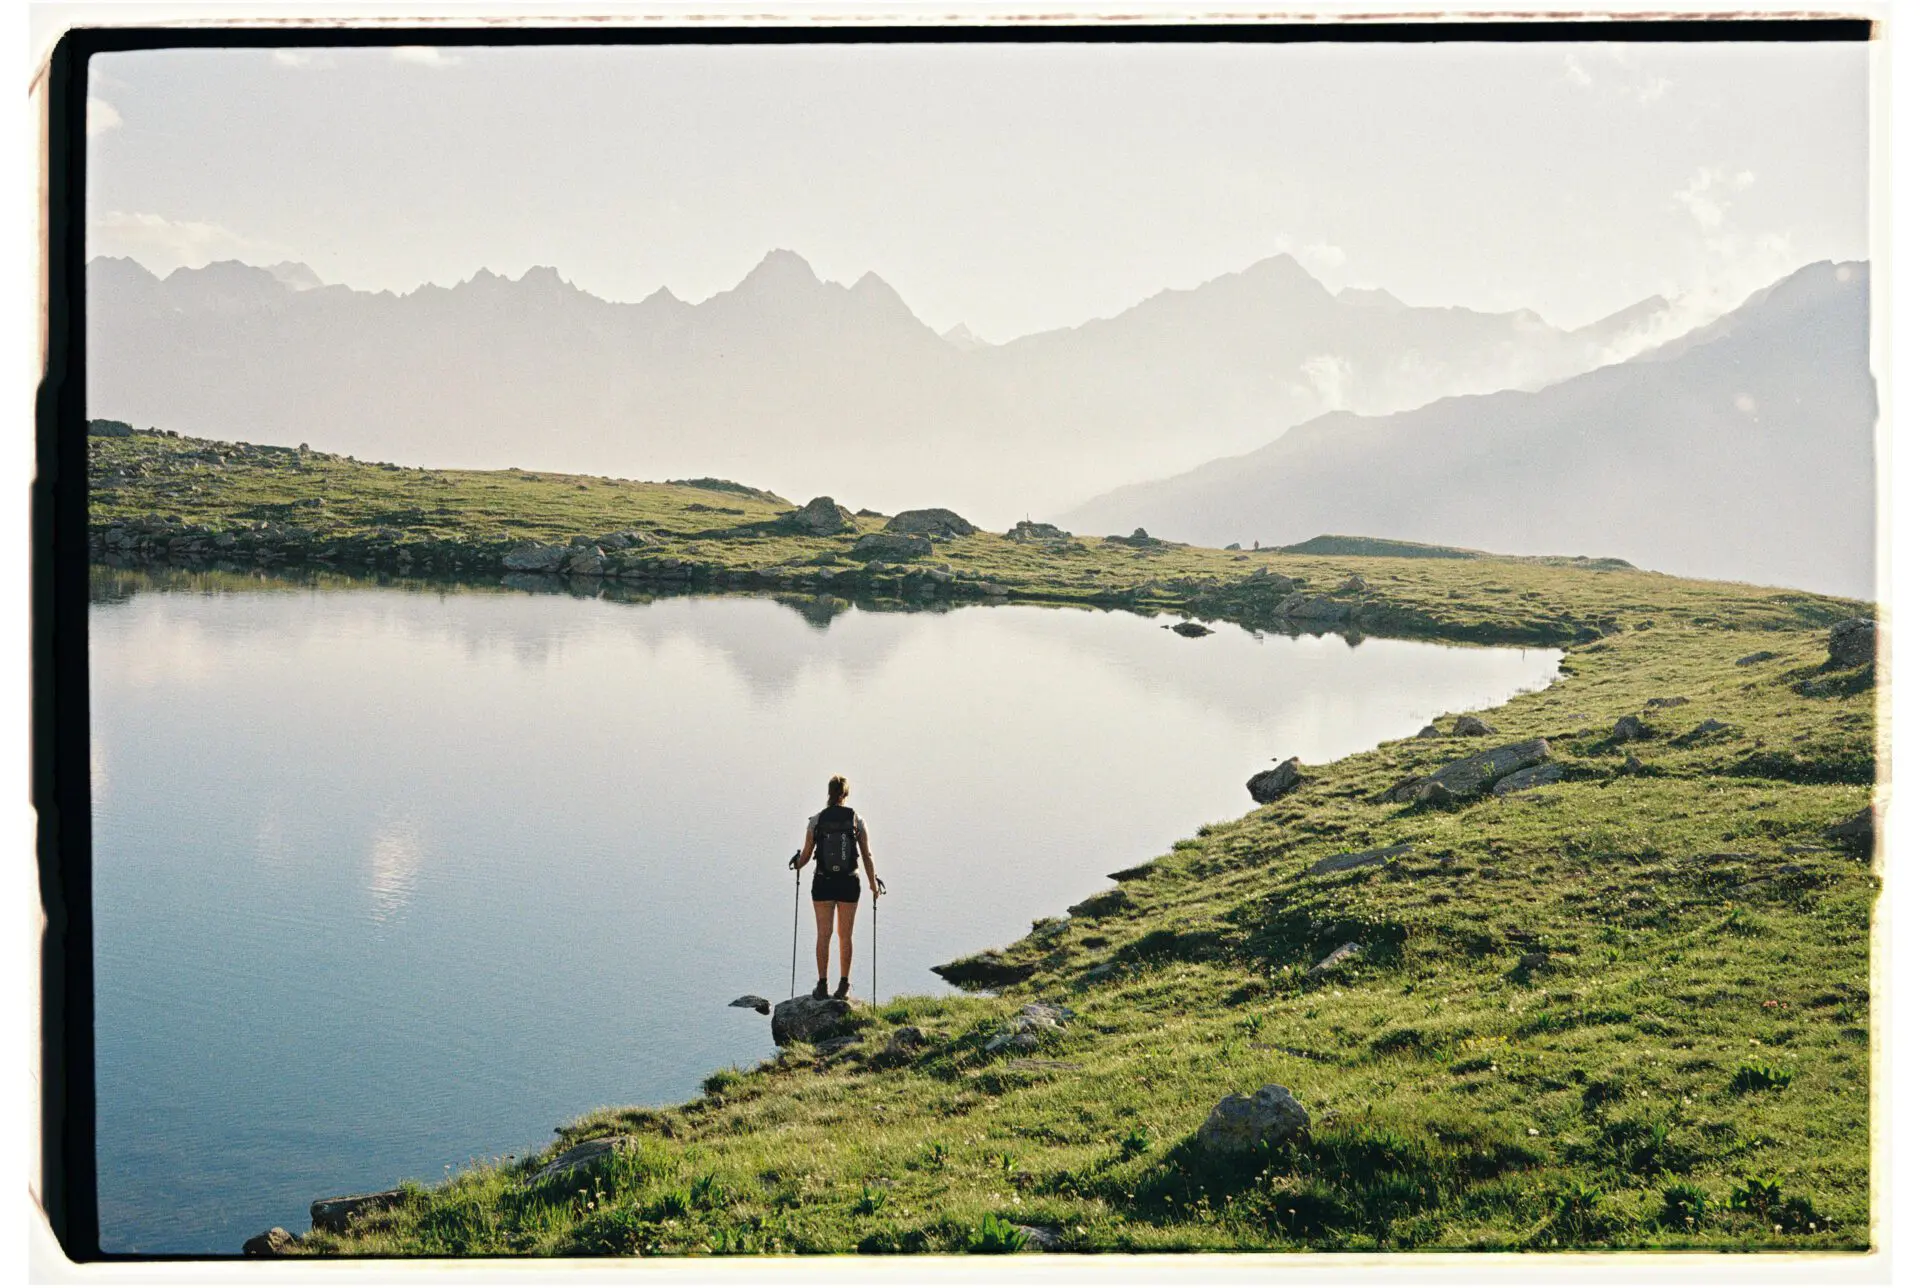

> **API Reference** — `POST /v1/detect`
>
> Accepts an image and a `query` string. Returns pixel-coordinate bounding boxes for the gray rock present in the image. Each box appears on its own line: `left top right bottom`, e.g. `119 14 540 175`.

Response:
771 995 855 1046
1452 715 1495 736
564 546 605 576
1338 574 1370 593
1611 714 1651 742
526 1136 634 1188
850 531 933 561
1307 942 1364 980
728 994 771 1015
1675 719 1733 744
1490 763 1565 795
785 496 854 536
1195 1084 1311 1153
1280 592 1349 622
1824 807 1875 850
596 530 651 550
1645 696 1691 709
1735 651 1780 667
242 1227 299 1256
1106 526 1163 548
884 508 977 538
1623 753 1645 773
1517 951 1551 972
1013 1224 1064 1251
1828 618 1876 669
1307 842 1410 876
986 1003 1071 1053
883 1026 924 1058
1247 756 1305 804
1380 738 1552 804
1417 780 1460 807
310 1189 407 1233
1415 724 1443 739
1007 520 1070 541
1171 621 1214 638
502 543 568 574
568 534 599 548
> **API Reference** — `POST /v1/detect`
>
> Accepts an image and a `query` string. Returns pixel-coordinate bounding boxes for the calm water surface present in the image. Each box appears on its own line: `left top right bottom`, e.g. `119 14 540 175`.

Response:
89 571 1561 1253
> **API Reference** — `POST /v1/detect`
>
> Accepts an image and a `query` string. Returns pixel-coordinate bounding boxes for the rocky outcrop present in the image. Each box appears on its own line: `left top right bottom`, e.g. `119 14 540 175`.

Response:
1610 715 1651 742
884 508 976 538
1006 520 1070 541
850 532 933 562
1195 1084 1310 1153
1306 842 1409 876
771 996 855 1046
526 1137 635 1188
1171 621 1213 638
310 1189 406 1233
1280 592 1349 622
501 543 569 574
1247 757 1305 804
1452 715 1495 736
1379 738 1553 804
1105 527 1165 549
984 1002 1072 1054
242 1227 300 1256
728 994 771 1015
563 545 605 576
1735 650 1780 667
1489 763 1564 795
932 950 1035 990
783 496 854 536
1827 618 1876 670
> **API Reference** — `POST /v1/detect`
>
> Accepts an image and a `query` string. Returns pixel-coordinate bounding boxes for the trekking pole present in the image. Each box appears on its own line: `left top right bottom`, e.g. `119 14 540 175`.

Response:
871 877 887 1006
789 852 802 1000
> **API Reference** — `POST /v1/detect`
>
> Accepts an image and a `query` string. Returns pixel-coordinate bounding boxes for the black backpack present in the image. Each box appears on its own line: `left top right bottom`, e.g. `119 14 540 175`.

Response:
814 806 859 877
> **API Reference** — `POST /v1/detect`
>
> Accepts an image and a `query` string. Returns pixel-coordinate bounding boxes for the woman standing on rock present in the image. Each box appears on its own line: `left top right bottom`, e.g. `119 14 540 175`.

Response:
791 775 883 999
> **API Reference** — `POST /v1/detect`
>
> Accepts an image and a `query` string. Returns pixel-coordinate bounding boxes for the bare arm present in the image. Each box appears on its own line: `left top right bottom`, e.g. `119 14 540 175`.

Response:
796 818 815 869
858 819 881 892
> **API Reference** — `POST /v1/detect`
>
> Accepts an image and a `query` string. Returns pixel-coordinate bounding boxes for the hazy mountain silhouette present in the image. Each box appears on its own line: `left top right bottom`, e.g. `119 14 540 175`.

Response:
1061 262 1875 599
88 250 1661 524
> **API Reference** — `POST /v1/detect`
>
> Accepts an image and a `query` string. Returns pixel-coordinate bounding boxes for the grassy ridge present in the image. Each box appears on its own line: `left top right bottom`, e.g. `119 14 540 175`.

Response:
86 427 1880 1255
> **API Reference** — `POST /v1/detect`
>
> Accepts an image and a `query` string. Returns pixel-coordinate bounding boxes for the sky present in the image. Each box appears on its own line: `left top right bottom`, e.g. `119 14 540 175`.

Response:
84 38 1869 340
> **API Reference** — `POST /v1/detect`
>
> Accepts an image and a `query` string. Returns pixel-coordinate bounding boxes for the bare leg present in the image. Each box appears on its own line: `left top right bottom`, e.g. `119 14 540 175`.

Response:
835 901 859 981
812 901 836 981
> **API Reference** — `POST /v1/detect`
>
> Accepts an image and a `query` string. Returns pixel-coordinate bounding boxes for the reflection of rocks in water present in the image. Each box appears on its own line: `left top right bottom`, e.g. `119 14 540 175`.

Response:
774 594 850 630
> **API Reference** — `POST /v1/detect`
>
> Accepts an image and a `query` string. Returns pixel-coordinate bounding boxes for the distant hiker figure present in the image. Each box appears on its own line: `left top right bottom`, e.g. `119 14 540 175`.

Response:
789 775 884 1000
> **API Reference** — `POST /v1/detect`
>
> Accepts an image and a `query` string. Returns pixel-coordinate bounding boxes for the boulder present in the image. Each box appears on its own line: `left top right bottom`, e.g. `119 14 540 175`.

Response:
1280 592 1349 622
883 1026 925 1059
1623 753 1645 774
1306 842 1410 876
596 530 652 550
1610 715 1651 742
310 1189 406 1234
1645 696 1691 709
1415 725 1443 739
1380 738 1552 804
850 532 933 562
1306 942 1364 980
771 995 855 1046
1490 763 1565 795
1338 574 1370 593
1171 621 1214 638
785 497 854 536
1735 650 1780 667
1827 618 1876 670
985 1002 1072 1053
1416 780 1460 807
1675 719 1733 744
1105 527 1165 549
568 535 599 548
1452 715 1495 736
1007 520 1071 542
1247 756 1305 804
242 1227 299 1256
501 543 568 574
563 546 605 576
1195 1084 1311 1154
1013 1224 1064 1251
728 994 771 1015
884 508 977 538
526 1136 634 1188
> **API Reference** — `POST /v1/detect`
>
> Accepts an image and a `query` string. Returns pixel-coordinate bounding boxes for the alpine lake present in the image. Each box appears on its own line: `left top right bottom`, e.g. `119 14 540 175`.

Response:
87 567 1563 1253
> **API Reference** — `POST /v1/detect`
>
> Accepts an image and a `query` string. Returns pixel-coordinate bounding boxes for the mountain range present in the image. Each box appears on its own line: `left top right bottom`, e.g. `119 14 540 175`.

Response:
1061 261 1876 600
88 249 1664 525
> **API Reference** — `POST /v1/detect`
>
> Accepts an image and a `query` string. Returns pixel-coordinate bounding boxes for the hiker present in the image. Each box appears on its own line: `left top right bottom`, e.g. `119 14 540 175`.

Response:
789 774 882 1000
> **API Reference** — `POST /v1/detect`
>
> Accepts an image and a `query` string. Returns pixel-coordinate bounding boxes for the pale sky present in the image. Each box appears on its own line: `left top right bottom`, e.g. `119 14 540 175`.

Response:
85 39 1868 339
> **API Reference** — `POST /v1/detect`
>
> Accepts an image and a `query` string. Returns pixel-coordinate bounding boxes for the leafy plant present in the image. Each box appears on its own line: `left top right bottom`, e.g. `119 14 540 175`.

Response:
970 1213 1030 1254
853 1185 887 1216
1729 1175 1784 1220
1658 1179 1709 1230
1730 1061 1793 1093
1117 1127 1152 1161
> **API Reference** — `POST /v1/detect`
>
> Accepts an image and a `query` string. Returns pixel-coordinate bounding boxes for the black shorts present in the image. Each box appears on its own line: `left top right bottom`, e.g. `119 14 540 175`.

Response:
811 869 861 904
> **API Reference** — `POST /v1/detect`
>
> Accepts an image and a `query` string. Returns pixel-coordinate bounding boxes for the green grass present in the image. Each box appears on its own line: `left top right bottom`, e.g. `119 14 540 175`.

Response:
88 427 1879 1255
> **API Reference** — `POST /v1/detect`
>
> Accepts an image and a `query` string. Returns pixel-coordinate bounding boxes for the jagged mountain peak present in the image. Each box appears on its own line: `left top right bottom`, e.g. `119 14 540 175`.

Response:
1336 285 1407 309
266 261 324 292
942 322 991 352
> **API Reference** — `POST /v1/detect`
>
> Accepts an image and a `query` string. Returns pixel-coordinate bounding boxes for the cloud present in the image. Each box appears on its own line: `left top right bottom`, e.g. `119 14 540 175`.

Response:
1301 242 1346 274
392 46 461 68
1673 166 1755 232
86 97 121 137
1299 354 1354 410
88 210 287 276
1563 49 1671 106
1563 55 1593 87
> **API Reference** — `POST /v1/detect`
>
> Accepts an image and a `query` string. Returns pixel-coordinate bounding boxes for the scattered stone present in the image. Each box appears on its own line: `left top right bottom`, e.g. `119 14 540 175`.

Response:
849 531 933 561
563 546 605 576
1195 1084 1311 1153
1307 942 1364 980
1379 738 1552 804
1007 520 1071 541
1827 618 1876 670
1280 592 1349 622
1307 842 1410 876
1517 951 1550 972
242 1227 299 1256
985 1003 1072 1053
1610 714 1651 742
1013 1223 1064 1251
728 995 771 1015
1824 807 1875 851
501 543 568 574
595 529 651 549
784 496 854 536
310 1189 407 1233
1338 574 1370 593
525 1137 634 1188
883 1027 924 1060
1645 696 1691 709
1452 715 1495 736
1674 719 1733 744
1171 621 1214 638
884 508 977 538
1490 763 1565 795
771 996 855 1046
1105 527 1164 548
1735 651 1780 667
1247 756 1305 804
1415 725 1443 739
1417 780 1460 807
1623 753 1645 773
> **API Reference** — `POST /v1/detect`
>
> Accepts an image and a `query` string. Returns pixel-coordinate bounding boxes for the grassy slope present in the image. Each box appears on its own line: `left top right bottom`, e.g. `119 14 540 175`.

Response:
88 431 1880 1255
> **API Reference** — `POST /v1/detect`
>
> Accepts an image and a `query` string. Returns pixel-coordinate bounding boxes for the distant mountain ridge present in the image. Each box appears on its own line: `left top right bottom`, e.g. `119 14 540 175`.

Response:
88 248 1666 525
1060 261 1875 599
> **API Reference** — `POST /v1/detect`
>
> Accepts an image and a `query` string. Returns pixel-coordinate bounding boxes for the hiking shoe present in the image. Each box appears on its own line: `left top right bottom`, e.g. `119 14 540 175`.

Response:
811 978 828 1000
833 977 851 1000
